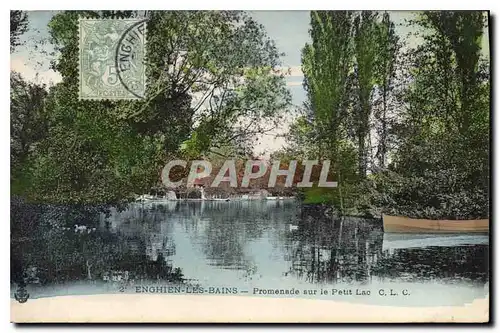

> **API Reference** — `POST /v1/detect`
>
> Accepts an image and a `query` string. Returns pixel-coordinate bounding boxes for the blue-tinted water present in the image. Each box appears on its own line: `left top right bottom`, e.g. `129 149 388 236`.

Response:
11 200 489 306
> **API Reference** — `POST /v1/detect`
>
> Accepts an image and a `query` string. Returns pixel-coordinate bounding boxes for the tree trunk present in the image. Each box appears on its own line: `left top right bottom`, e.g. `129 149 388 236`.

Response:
86 260 92 280
338 170 344 215
380 85 388 169
358 131 366 178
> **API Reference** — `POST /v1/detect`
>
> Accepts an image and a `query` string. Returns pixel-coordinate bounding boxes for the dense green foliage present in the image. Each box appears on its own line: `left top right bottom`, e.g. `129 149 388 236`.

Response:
10 10 28 52
10 10 490 218
279 11 489 219
11 10 291 204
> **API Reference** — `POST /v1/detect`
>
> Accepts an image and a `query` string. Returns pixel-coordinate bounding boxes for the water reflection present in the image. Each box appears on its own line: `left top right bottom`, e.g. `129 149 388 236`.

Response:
11 200 489 305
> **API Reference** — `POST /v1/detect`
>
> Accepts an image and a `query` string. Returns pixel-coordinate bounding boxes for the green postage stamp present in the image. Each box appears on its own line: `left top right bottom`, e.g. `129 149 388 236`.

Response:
79 18 146 99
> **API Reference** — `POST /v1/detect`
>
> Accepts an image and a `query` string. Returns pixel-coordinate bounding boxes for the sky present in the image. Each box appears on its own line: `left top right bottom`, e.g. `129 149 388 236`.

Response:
11 11 490 156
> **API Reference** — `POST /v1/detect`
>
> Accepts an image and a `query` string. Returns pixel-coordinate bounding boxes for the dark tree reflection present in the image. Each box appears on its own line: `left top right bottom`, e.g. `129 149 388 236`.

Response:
11 200 185 288
11 199 488 297
285 207 488 285
284 215 384 284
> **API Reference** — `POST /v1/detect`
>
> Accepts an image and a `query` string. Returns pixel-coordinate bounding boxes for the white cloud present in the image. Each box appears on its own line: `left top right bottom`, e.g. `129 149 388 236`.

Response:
10 56 62 86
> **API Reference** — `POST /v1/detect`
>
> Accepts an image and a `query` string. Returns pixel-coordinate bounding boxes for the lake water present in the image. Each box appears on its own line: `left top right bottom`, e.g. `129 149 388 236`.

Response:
11 200 489 307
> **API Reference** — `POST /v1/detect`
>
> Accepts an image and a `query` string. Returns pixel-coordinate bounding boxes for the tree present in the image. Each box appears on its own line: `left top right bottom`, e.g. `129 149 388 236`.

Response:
301 11 353 160
299 11 356 210
289 10 489 219
11 10 28 52
352 11 380 178
10 72 48 190
17 10 290 204
373 12 400 169
388 11 489 219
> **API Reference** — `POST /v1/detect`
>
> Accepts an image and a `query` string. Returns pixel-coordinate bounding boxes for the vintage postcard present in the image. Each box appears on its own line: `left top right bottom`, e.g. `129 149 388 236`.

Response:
10 10 490 323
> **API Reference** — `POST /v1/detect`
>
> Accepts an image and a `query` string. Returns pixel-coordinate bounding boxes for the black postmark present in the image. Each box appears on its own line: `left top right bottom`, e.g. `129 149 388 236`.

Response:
115 19 148 99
